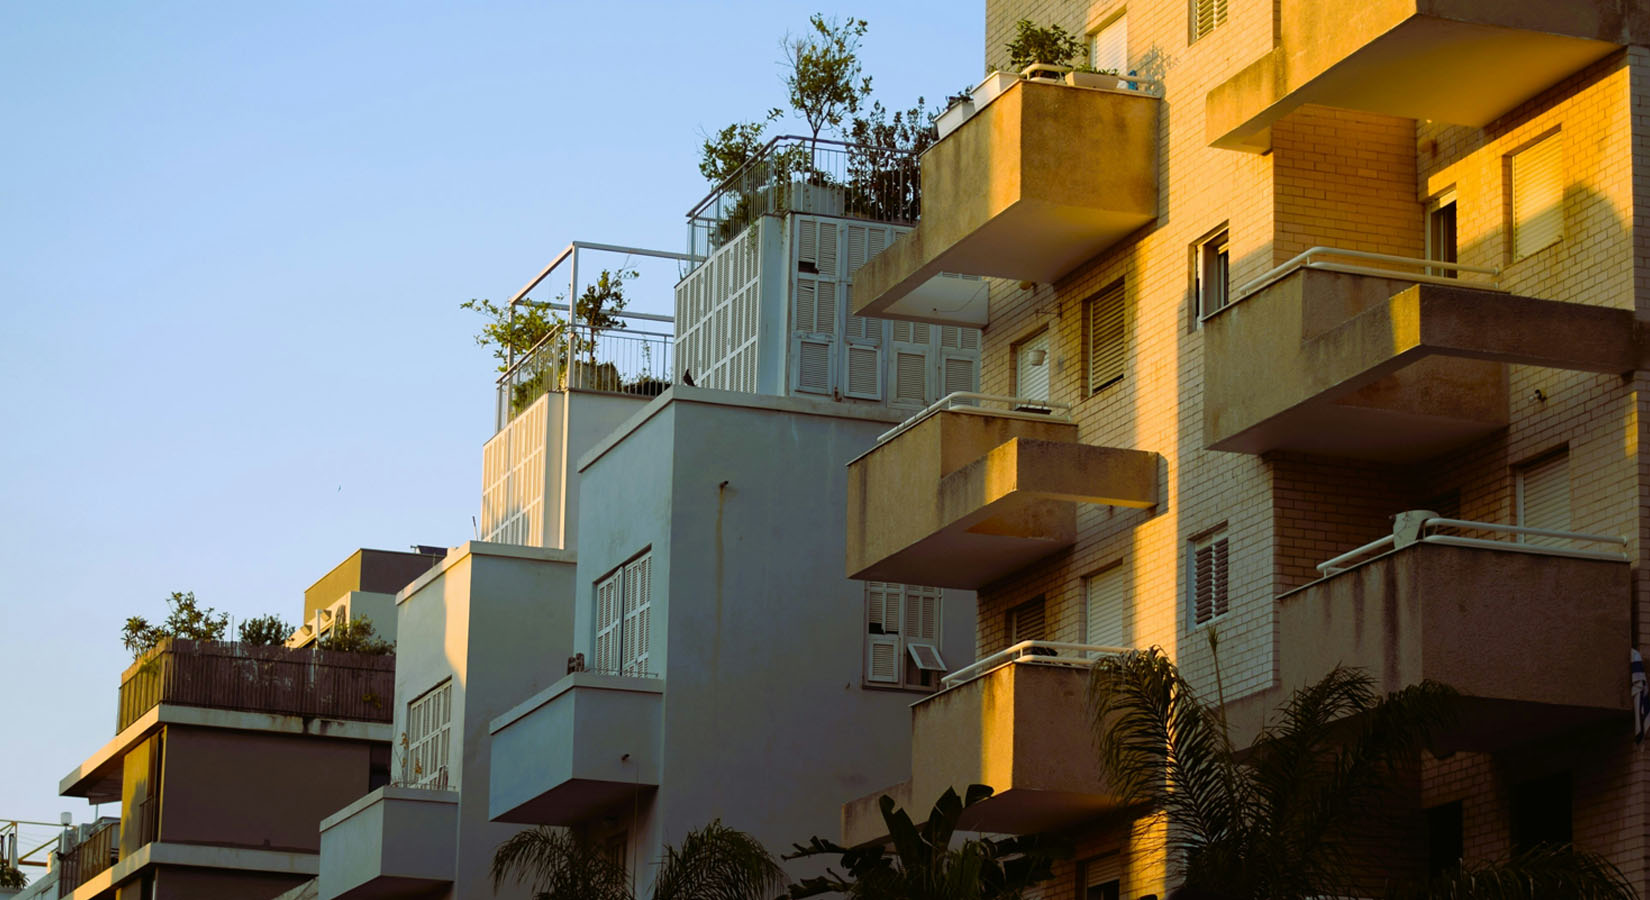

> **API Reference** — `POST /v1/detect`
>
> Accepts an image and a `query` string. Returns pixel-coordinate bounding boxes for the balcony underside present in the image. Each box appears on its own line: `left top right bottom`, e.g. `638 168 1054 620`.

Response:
1278 542 1630 753
1204 269 1636 461
1208 2 1629 151
854 79 1159 326
849 410 1158 589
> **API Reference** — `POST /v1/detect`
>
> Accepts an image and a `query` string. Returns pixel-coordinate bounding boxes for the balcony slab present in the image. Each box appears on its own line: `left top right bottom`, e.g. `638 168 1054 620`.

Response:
317 787 456 900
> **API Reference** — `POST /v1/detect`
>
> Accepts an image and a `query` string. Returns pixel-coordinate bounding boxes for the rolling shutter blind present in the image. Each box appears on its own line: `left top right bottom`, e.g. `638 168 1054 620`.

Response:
594 571 622 672
1513 134 1563 260
1092 14 1127 72
1518 453 1570 546
621 555 651 674
1008 599 1046 643
1088 283 1127 392
1015 331 1051 402
1086 567 1127 648
1192 0 1228 40
1192 531 1229 625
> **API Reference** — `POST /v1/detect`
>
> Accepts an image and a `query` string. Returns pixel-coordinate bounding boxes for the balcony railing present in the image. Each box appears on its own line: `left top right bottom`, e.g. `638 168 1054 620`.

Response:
873 392 1074 448
1317 514 1628 577
56 820 119 897
684 135 920 272
117 639 395 733
940 641 1128 690
495 315 675 429
1219 246 1503 319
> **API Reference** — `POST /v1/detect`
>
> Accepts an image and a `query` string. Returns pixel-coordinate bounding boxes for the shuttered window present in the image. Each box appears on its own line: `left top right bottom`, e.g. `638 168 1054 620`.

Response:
594 570 622 672
1014 331 1051 402
1512 134 1563 260
1517 452 1570 547
1086 566 1127 648
892 351 927 405
866 582 945 688
795 338 832 394
845 345 881 399
1190 0 1227 42
406 681 452 789
1008 598 1047 644
594 553 653 676
1091 13 1127 73
1086 282 1127 393
942 355 978 397
1190 529 1229 625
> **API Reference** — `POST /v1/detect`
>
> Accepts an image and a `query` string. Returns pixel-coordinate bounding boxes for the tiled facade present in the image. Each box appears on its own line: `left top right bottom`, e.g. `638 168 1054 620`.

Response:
878 0 1650 896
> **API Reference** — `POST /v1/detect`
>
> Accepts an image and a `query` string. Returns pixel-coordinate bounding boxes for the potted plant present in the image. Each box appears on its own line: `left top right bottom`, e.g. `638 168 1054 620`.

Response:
1004 19 1082 79
1066 65 1124 90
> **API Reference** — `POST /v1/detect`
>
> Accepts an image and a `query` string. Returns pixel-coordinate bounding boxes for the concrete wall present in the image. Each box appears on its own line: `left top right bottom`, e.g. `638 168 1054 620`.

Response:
305 549 440 622
572 387 975 891
392 542 576 900
151 867 307 900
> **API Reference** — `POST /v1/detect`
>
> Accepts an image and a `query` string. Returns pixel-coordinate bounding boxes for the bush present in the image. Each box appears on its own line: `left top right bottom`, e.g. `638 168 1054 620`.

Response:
238 614 294 647
1005 19 1083 69
321 616 394 655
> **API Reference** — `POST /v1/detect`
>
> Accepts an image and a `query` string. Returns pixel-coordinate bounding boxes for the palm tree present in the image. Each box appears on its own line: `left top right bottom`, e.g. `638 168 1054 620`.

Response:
783 785 1066 900
1088 646 1637 900
490 819 783 900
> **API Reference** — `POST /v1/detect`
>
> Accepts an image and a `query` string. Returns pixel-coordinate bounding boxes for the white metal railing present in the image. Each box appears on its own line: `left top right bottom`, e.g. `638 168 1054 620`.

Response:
495 310 675 430
1213 247 1503 320
875 392 1073 446
940 640 1131 690
1316 515 1628 577
1017 62 1163 94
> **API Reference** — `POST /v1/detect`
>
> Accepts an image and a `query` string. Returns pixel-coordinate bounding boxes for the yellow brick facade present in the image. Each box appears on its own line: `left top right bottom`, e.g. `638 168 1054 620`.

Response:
946 0 1650 896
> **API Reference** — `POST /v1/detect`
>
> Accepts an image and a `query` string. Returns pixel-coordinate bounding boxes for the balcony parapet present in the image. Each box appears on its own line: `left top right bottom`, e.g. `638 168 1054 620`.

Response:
1280 513 1631 751
317 786 458 900
852 76 1160 326
847 394 1158 589
1206 0 1633 152
1202 248 1637 461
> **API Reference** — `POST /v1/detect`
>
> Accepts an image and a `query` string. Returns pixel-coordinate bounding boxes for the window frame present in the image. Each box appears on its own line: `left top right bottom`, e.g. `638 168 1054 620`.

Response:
1189 0 1229 43
405 679 453 789
1084 280 1127 395
864 582 946 690
1187 526 1230 628
1012 327 1052 404
1088 11 1128 73
1426 190 1459 278
1509 131 1564 262
592 550 653 676
1195 228 1231 323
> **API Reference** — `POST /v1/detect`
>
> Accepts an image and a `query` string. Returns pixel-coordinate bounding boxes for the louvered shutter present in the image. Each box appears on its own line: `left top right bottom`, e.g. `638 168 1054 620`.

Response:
905 585 941 641
795 338 833 394
1008 600 1046 643
1513 134 1563 260
1088 283 1127 393
1015 331 1051 402
1518 452 1570 546
942 355 978 397
890 320 931 407
1192 0 1228 40
845 345 882 399
818 221 839 279
622 555 652 674
594 571 622 672
1192 532 1229 625
798 218 818 269
795 278 819 333
1091 14 1127 72
1086 567 1127 648
867 582 899 634
866 636 901 683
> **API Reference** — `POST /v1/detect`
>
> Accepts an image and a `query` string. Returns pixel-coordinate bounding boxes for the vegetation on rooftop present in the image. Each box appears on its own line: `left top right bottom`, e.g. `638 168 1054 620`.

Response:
0 861 26 889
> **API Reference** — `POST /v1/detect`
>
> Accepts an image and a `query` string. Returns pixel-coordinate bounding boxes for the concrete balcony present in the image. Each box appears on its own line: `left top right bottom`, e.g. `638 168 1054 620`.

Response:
318 786 458 900
488 672 663 826
1280 518 1630 751
847 395 1158 589
1203 251 1636 461
843 644 1131 846
852 77 1159 326
1207 0 1634 151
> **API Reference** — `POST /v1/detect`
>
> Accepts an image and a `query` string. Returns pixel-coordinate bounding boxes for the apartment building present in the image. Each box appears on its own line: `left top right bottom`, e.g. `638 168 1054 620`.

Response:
47 548 433 900
841 0 1650 896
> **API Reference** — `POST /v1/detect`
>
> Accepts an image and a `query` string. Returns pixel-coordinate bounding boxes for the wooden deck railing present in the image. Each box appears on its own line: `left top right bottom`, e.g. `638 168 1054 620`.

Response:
56 819 118 897
116 639 394 733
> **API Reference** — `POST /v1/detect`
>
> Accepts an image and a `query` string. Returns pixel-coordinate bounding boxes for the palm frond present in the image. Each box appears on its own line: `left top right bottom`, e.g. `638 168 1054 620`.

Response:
490 826 630 900
651 819 785 900
1388 843 1638 900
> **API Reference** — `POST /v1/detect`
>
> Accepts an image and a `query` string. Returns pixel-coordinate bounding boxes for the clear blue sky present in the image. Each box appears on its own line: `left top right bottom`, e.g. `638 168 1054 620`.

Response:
0 2 981 829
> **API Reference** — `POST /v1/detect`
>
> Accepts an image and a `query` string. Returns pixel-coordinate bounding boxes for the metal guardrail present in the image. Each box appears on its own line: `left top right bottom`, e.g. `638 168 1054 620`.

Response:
684 135 920 271
56 820 118 897
495 313 675 429
1316 515 1628 577
940 640 1131 691
1212 246 1503 320
118 639 395 732
875 392 1073 446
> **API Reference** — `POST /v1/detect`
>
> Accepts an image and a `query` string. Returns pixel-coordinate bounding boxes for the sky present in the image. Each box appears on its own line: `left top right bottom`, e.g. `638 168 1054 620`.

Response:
0 1 982 830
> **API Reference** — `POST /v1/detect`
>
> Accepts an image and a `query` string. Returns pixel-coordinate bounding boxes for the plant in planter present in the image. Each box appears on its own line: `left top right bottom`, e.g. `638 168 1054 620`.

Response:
1005 19 1083 75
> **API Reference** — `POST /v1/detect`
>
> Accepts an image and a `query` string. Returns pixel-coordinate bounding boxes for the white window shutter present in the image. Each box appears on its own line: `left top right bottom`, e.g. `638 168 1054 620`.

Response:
893 350 928 406
845 344 882 399
818 221 839 279
1518 453 1570 546
1091 14 1127 72
846 225 867 275
795 338 833 394
595 572 621 672
1086 567 1127 648
1015 331 1051 403
907 585 941 641
1088 283 1127 393
817 282 839 337
795 278 818 334
622 555 652 674
942 355 978 397
866 636 901 683
1513 134 1563 260
798 218 818 267
1192 532 1229 625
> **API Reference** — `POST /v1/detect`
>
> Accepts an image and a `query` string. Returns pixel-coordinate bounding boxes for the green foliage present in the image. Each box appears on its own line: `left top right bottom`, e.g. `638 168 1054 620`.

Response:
490 819 783 900
784 786 1065 899
319 615 394 655
122 591 229 659
0 860 27 888
844 98 936 222
237 613 293 647
1386 844 1637 900
465 266 635 413
782 14 873 146
699 117 778 185
460 296 566 374
1088 644 1636 900
1004 19 1083 70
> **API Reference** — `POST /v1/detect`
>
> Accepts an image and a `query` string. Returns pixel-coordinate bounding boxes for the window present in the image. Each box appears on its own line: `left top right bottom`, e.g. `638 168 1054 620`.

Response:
1086 281 1127 393
1516 451 1570 546
1425 801 1464 876
594 553 652 675
1427 192 1458 278
1082 852 1123 900
1510 772 1572 853
1013 330 1051 403
406 680 452 789
1511 133 1563 260
1196 229 1230 321
1007 597 1047 644
1090 13 1127 73
1189 528 1229 625
866 582 945 689
1190 0 1228 42
1086 565 1127 648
